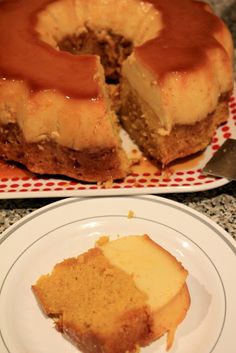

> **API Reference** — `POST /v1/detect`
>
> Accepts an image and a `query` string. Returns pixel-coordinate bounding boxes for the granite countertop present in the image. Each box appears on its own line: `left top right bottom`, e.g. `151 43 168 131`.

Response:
0 0 235 241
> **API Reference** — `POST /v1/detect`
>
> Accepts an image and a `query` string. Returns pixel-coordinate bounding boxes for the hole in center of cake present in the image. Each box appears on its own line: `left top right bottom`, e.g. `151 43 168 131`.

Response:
35 0 161 114
57 25 134 85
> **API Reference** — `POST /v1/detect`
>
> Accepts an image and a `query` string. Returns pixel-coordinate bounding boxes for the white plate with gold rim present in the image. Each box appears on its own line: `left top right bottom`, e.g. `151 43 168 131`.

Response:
0 196 235 353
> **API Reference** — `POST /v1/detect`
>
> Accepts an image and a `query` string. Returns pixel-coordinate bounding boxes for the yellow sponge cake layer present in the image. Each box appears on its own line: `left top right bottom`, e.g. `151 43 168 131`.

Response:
32 235 190 353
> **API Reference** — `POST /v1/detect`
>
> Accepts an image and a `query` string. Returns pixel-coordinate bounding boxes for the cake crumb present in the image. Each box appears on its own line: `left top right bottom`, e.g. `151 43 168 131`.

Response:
130 157 142 167
160 168 173 180
127 210 135 219
96 236 110 246
100 178 113 189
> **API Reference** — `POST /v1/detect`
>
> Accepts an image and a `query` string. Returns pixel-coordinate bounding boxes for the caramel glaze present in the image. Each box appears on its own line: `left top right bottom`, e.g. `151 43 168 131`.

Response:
136 0 229 79
0 0 100 99
0 0 231 99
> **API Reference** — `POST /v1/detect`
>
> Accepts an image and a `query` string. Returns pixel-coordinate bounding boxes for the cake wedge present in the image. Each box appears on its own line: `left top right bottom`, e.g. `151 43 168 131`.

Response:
32 234 190 353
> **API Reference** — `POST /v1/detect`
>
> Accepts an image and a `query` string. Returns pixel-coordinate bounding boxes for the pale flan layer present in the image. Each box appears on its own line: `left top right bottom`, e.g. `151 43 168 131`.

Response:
32 235 190 353
122 0 233 135
36 0 161 49
121 77 230 164
0 77 117 151
0 75 129 181
98 235 188 310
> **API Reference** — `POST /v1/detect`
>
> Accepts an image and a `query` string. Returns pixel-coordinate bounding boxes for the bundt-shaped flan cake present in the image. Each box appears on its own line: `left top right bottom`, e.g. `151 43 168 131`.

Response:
0 0 233 181
32 235 191 353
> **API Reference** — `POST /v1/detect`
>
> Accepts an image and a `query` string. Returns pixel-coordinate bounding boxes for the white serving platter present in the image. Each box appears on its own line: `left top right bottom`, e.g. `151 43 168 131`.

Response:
0 89 235 198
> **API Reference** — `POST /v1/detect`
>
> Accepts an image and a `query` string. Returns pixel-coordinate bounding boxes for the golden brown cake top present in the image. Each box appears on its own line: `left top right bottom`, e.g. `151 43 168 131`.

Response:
0 0 232 98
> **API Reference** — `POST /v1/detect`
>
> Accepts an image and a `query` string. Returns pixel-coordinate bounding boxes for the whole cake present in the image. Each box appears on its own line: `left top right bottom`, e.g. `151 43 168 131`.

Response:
32 235 191 353
0 0 233 181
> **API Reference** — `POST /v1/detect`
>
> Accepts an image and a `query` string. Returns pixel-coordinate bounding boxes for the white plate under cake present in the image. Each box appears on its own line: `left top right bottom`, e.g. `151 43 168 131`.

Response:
0 196 235 353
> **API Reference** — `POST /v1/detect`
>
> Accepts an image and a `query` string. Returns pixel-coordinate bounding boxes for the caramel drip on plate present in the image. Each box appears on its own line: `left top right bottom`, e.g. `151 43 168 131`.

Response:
0 0 225 97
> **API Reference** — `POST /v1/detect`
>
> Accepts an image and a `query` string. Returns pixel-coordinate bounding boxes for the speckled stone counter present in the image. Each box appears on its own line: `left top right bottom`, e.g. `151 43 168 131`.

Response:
0 182 235 240
0 0 235 241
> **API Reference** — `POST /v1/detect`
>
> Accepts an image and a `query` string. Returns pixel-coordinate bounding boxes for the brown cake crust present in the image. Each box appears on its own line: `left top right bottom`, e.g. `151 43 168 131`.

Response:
0 123 127 181
61 306 151 353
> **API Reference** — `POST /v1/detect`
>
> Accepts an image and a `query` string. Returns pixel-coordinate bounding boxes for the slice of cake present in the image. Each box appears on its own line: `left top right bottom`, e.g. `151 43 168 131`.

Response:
32 235 190 353
120 0 233 165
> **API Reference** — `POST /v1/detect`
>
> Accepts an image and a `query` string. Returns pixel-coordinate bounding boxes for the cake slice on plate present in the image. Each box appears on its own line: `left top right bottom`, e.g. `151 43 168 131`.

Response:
32 234 190 353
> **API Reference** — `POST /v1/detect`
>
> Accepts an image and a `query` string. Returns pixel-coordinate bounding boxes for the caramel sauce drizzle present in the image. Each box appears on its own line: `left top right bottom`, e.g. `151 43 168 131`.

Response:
136 0 224 78
0 0 224 98
0 0 99 98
